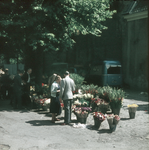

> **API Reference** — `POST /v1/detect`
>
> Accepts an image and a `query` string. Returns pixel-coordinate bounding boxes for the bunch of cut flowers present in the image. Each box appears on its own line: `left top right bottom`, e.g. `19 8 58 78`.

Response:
73 98 89 107
91 97 109 112
127 104 138 112
33 95 51 110
93 112 106 122
73 93 94 100
106 114 120 126
72 107 92 118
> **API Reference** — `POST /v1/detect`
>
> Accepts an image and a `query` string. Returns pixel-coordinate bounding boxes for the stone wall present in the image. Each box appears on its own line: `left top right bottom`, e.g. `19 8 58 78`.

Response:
122 17 148 90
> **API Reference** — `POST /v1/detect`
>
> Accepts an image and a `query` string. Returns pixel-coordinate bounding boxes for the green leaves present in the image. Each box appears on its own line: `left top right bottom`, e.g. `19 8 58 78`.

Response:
0 0 116 58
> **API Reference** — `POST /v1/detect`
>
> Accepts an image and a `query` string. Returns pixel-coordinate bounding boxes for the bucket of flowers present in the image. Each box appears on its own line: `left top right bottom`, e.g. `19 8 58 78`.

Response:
72 107 92 124
108 88 126 115
127 104 138 119
93 112 106 129
42 98 51 111
106 114 120 132
91 97 109 113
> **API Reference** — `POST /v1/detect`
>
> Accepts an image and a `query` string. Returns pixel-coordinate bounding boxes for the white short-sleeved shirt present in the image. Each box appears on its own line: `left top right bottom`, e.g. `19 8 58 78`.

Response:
51 81 59 97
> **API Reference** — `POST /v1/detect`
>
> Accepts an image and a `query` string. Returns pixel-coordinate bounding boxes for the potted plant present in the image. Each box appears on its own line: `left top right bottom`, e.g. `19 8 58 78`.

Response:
70 73 85 94
107 88 126 115
81 84 98 97
107 114 120 132
91 97 109 113
93 112 106 129
72 107 92 124
127 104 138 119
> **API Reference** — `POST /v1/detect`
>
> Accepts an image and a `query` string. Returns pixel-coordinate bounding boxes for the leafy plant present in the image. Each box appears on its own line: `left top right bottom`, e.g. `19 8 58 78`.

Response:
70 73 85 91
81 84 98 96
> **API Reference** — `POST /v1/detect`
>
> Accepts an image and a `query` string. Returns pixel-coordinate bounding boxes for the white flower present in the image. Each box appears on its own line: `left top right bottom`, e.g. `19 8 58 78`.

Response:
83 102 87 105
91 95 94 98
87 93 91 98
73 94 78 99
78 89 82 94
78 94 84 99
44 99 51 104
74 99 81 105
84 94 87 99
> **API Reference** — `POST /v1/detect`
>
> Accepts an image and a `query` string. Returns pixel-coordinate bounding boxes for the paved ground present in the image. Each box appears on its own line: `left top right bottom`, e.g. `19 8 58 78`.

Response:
0 89 149 150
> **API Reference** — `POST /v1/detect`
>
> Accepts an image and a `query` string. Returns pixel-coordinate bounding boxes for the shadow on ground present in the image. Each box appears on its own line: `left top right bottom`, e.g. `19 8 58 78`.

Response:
26 120 61 126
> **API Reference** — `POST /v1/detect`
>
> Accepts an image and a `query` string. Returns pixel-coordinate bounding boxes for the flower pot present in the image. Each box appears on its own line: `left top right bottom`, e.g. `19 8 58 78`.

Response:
111 108 120 115
129 112 136 119
91 103 97 112
94 119 102 129
107 117 118 132
128 107 137 119
96 104 109 114
109 124 117 132
77 116 87 124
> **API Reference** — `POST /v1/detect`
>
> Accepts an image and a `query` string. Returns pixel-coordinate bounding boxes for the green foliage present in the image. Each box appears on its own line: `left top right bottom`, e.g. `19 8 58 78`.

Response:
0 0 116 55
0 0 116 85
81 84 98 96
70 73 85 90
97 86 126 108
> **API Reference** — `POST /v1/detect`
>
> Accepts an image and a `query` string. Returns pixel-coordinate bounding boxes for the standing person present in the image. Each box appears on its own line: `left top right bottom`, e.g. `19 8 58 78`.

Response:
13 70 24 109
22 68 32 94
22 68 32 109
47 74 57 97
59 71 75 125
50 75 62 123
1 69 11 100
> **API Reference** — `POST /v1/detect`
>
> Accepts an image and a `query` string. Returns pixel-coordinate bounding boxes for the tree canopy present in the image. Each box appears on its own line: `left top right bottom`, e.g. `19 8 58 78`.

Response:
0 0 116 86
0 0 116 57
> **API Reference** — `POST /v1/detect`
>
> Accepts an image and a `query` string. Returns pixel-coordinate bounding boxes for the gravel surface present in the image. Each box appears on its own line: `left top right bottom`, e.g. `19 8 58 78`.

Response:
0 89 149 150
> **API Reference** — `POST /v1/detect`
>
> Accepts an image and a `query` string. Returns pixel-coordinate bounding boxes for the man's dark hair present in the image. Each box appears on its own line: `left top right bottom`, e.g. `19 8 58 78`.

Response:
64 71 69 75
27 68 32 71
18 69 24 74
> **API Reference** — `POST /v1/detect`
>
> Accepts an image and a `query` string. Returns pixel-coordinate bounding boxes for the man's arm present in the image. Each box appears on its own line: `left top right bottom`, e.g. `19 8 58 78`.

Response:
59 79 65 102
72 80 75 92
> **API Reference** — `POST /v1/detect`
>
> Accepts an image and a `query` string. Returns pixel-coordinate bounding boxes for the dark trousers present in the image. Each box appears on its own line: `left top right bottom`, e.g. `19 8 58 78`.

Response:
63 99 72 124
13 92 22 109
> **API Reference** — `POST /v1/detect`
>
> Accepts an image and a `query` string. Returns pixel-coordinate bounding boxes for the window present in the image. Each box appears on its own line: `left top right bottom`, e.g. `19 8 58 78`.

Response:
107 66 121 74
